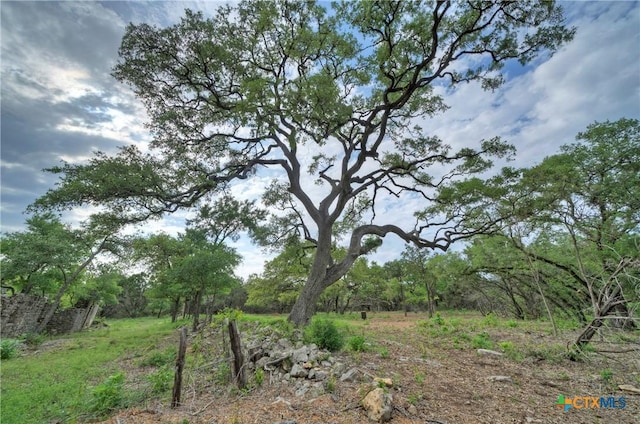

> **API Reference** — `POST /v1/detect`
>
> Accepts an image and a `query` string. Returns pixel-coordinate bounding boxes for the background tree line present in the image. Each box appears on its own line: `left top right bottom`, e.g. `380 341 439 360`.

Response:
3 119 637 350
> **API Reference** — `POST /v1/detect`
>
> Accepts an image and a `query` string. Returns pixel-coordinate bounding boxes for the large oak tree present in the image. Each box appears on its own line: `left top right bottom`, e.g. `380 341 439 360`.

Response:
33 1 574 325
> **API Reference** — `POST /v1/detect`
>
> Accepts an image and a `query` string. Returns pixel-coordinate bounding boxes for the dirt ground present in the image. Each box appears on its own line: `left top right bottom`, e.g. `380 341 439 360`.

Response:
98 312 639 424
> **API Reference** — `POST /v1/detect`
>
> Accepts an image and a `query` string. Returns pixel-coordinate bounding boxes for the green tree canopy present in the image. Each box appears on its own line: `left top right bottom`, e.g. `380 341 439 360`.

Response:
32 0 575 325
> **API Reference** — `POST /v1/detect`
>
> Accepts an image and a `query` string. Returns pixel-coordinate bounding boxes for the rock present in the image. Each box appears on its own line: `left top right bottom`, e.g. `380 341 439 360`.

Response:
314 370 329 381
487 375 514 383
407 405 417 415
278 338 293 350
302 361 314 369
332 361 347 376
295 381 310 397
290 363 309 378
340 367 360 382
373 377 393 387
619 384 640 394
292 346 309 363
362 388 393 422
477 349 503 356
309 382 324 397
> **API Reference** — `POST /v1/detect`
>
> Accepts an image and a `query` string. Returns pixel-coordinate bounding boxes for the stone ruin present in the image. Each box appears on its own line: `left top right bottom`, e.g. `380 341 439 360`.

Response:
0 293 99 338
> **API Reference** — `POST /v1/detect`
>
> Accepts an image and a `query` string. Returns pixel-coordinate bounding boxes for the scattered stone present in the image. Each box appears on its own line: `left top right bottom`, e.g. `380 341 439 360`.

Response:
292 346 309 363
477 349 503 356
272 396 291 407
302 361 313 369
340 367 360 382
295 382 310 397
373 377 393 387
333 362 347 376
407 405 417 415
290 364 308 378
487 375 514 383
619 384 640 394
362 388 393 422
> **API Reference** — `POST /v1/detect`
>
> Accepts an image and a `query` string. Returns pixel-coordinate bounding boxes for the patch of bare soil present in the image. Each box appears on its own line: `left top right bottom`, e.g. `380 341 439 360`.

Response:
98 312 639 424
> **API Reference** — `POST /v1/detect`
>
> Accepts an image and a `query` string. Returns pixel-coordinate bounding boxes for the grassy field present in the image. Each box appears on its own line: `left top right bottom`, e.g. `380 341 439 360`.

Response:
1 317 186 423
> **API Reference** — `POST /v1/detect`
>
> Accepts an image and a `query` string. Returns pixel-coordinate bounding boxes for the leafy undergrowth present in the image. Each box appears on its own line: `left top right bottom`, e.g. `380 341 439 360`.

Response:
2 312 639 424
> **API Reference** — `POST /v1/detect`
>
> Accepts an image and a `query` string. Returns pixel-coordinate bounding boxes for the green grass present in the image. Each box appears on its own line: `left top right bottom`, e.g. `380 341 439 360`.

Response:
0 317 185 423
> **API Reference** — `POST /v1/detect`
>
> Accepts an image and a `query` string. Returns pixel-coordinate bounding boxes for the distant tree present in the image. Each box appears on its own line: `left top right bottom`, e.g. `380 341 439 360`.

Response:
245 242 312 313
445 119 640 353
33 1 575 325
1 213 123 333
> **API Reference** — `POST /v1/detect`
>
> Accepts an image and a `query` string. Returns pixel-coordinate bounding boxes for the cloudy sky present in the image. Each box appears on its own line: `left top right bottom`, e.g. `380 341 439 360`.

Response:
1 1 639 278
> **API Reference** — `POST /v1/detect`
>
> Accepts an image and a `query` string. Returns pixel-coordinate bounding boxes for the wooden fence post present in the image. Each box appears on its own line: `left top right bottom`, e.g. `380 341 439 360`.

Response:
228 319 247 389
171 326 188 408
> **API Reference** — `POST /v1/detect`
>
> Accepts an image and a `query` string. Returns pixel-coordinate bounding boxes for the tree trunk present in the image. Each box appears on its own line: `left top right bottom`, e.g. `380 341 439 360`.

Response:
170 297 180 322
192 289 202 332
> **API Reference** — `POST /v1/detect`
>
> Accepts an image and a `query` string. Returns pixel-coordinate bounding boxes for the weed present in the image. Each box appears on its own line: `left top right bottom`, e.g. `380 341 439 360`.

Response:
22 332 46 350
432 313 446 326
254 367 264 387
379 347 389 359
483 313 499 328
0 339 19 360
325 376 336 394
147 366 173 394
304 319 345 352
216 362 231 385
471 332 493 349
600 368 613 384
90 372 125 416
408 392 423 405
415 373 425 385
140 347 177 367
506 320 518 328
347 335 367 352
498 341 523 361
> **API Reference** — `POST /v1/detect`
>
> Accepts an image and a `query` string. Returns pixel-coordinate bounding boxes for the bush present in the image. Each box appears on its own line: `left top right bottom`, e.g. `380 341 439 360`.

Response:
90 373 125 416
347 335 367 352
147 366 173 394
471 332 493 349
139 347 176 367
1 339 19 360
22 332 46 350
304 319 344 352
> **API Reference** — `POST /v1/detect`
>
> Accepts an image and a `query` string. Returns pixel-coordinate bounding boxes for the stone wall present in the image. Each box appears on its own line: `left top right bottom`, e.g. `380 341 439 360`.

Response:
0 294 99 337
0 293 47 337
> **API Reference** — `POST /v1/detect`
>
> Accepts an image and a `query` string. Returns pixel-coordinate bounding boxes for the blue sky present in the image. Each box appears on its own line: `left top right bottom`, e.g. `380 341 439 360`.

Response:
1 1 639 278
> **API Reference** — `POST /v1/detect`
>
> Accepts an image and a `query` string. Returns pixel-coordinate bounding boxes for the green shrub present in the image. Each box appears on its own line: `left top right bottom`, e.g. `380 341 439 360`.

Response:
22 332 46 350
140 347 176 367
147 366 173 394
254 367 264 387
304 319 344 352
482 313 499 327
431 313 445 326
471 332 493 349
215 362 231 385
1 339 19 360
90 373 125 416
347 335 367 352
